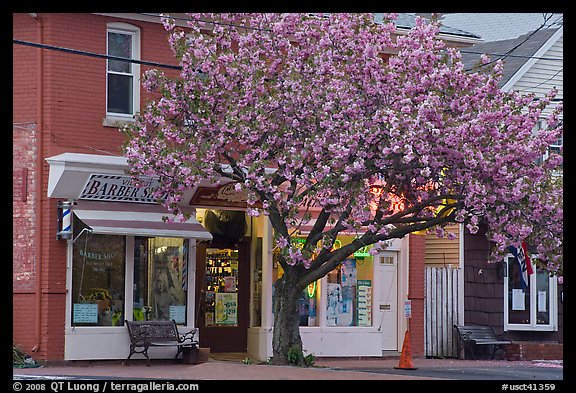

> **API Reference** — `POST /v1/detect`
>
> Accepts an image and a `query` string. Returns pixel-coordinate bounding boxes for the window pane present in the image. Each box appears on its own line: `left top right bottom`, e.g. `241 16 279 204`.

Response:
203 248 239 327
299 282 319 327
271 238 319 327
134 237 188 323
536 270 551 325
326 259 357 326
251 237 263 327
107 73 133 114
71 216 126 326
507 257 531 324
107 32 132 73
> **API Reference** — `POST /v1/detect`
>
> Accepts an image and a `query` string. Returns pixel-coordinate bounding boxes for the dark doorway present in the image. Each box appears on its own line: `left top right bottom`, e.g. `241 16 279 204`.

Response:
195 239 250 352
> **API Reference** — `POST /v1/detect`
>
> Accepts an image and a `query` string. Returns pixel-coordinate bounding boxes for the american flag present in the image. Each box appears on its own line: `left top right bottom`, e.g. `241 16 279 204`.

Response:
507 241 534 290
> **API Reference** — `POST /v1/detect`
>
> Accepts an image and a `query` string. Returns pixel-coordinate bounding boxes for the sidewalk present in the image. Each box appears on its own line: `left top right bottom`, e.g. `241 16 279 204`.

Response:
13 354 563 381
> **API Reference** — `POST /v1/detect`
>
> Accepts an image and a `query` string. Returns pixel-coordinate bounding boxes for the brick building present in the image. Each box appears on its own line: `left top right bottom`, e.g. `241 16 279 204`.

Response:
13 13 479 362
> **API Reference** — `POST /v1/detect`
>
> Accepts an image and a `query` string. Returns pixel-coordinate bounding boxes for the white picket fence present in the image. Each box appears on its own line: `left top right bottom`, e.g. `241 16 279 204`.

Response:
424 266 463 358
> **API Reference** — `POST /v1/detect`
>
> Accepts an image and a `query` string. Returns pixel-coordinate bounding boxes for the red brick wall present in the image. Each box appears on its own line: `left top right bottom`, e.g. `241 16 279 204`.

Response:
13 14 39 122
38 13 180 159
13 12 181 361
507 342 563 361
408 233 426 357
13 13 40 355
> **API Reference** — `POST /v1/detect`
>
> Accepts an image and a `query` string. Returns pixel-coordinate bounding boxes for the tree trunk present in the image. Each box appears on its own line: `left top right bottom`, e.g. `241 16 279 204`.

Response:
271 266 305 366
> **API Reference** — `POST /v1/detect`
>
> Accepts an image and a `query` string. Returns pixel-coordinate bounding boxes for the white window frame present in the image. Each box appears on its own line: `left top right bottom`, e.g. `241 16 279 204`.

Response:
66 230 196 330
105 22 140 124
503 255 558 331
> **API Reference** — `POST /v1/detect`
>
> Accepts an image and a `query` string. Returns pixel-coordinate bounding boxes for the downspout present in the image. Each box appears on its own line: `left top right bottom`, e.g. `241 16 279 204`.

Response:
31 12 43 354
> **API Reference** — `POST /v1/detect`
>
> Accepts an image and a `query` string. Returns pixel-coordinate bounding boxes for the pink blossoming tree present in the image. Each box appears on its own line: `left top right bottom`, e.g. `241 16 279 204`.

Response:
122 13 563 365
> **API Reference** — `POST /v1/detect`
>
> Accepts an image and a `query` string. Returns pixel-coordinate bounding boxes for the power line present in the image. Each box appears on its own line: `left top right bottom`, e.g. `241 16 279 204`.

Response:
518 67 564 93
459 50 562 62
14 36 562 83
463 14 562 72
13 39 182 70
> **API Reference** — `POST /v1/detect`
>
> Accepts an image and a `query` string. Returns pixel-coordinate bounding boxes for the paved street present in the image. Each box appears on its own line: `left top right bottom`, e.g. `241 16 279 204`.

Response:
13 356 564 381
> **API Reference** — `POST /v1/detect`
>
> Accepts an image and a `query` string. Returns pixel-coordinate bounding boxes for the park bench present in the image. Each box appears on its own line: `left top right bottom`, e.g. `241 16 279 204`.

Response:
126 320 199 366
453 324 512 360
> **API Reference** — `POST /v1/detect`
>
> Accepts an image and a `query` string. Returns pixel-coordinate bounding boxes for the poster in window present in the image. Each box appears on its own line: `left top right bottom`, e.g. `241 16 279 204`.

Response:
73 303 99 324
224 276 236 292
537 291 547 312
338 259 356 326
170 305 186 324
341 259 357 288
357 280 372 327
326 283 341 327
512 288 526 311
215 292 238 325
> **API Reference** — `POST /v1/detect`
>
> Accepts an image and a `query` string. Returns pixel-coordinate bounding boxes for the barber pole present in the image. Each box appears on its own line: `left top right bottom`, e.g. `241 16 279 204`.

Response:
57 201 73 240
182 260 188 291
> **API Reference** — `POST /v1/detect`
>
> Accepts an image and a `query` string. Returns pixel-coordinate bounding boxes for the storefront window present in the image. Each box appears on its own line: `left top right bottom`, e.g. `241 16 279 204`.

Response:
505 255 557 330
326 243 374 327
202 248 239 327
71 217 126 326
536 270 551 325
251 238 263 327
507 257 530 324
271 240 320 327
133 237 188 324
299 281 319 326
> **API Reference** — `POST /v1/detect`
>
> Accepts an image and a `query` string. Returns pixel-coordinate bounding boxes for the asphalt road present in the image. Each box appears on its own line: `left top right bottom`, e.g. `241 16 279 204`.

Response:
351 365 563 380
14 366 563 381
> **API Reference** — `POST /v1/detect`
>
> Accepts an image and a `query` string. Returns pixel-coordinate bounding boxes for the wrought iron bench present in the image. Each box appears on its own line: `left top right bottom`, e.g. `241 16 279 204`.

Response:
453 324 512 360
126 320 198 366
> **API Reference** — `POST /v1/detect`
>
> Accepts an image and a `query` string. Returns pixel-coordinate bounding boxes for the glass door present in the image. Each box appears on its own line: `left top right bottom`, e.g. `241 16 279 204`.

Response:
203 248 240 327
196 242 249 352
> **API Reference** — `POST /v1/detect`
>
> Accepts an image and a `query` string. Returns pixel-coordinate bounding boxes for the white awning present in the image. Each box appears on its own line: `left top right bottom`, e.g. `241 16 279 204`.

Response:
73 200 212 240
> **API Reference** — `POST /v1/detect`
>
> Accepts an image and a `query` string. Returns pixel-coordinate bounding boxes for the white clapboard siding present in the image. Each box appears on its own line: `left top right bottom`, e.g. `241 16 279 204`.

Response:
512 32 563 117
425 266 462 358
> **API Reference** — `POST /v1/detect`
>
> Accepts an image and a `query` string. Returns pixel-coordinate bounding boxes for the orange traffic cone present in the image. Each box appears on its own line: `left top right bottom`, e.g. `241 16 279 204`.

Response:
394 329 418 370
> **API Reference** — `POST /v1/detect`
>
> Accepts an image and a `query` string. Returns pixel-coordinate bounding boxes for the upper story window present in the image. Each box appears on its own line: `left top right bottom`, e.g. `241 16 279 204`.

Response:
533 120 563 171
106 23 140 121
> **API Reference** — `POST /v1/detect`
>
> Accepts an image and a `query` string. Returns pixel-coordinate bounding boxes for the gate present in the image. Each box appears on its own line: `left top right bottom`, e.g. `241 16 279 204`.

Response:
425 266 462 358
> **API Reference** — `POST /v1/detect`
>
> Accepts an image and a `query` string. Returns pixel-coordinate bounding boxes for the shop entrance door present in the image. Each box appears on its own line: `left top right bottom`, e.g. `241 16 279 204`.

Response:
377 251 398 351
195 241 249 352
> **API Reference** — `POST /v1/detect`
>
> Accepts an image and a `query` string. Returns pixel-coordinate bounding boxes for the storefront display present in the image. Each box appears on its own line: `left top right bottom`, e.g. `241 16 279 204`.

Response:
71 217 126 327
133 237 188 323
326 255 374 327
357 280 372 326
203 248 240 327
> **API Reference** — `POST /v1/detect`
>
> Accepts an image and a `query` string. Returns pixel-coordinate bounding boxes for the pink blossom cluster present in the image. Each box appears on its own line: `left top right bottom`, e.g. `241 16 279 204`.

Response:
122 13 562 274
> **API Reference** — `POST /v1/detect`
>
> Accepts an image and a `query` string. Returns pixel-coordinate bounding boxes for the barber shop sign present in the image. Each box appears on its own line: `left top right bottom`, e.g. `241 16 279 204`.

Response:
80 174 169 203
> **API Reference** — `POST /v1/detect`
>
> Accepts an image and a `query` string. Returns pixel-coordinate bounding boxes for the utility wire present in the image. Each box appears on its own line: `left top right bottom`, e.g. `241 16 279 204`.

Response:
459 50 561 62
13 39 182 70
463 13 562 72
14 35 562 81
518 67 563 93
13 37 563 101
